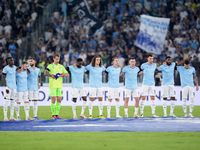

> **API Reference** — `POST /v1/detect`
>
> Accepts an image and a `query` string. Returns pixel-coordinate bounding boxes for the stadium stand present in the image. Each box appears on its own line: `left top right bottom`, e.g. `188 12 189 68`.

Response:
0 0 200 85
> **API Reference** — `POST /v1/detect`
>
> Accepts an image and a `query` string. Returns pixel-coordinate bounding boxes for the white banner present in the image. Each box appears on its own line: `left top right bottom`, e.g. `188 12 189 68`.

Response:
134 15 170 54
0 86 199 106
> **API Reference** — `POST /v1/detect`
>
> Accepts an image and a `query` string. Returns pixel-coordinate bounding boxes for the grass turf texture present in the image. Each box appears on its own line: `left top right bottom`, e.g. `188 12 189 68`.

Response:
0 132 200 150
0 106 200 150
0 106 200 120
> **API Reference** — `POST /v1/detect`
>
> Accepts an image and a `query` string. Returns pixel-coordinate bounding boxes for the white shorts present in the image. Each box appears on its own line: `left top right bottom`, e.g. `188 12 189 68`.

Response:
182 86 195 99
141 85 155 96
161 85 175 98
4 88 16 100
108 88 120 99
28 91 39 100
125 89 139 98
89 87 103 98
71 88 87 98
16 91 29 102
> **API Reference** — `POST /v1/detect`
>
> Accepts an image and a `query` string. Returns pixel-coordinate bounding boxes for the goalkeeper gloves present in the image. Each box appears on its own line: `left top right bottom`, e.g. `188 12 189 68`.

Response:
51 74 59 80
56 73 65 77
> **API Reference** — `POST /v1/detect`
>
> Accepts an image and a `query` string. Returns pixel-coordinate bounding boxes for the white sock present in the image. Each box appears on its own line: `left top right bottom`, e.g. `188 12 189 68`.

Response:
189 98 194 115
134 107 138 115
140 100 145 114
99 101 103 116
89 101 93 116
124 108 128 116
72 102 77 116
182 98 187 114
81 101 87 116
16 103 20 117
170 101 175 114
116 101 120 116
107 101 111 116
33 101 38 117
24 103 30 119
3 99 9 119
10 100 15 118
163 100 167 115
151 100 156 114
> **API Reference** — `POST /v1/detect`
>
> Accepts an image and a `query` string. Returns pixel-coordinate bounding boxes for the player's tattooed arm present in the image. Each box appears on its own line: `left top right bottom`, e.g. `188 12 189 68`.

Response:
193 74 199 91
44 68 51 77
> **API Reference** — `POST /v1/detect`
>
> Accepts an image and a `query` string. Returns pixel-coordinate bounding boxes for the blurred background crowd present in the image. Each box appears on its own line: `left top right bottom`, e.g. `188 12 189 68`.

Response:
0 0 200 85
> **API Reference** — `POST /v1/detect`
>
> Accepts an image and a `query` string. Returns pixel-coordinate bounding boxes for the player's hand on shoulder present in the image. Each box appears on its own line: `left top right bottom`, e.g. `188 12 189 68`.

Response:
16 67 21 73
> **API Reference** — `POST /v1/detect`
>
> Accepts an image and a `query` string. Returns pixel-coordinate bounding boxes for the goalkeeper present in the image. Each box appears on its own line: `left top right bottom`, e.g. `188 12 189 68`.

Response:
44 53 69 119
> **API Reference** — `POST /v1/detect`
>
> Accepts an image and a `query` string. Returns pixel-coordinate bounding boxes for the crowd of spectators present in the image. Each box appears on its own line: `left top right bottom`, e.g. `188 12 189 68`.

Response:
1 0 200 84
31 0 200 77
0 0 46 75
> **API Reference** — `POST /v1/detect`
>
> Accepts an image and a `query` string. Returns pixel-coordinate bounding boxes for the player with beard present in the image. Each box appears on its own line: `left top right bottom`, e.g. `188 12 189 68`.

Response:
28 57 41 120
158 56 192 117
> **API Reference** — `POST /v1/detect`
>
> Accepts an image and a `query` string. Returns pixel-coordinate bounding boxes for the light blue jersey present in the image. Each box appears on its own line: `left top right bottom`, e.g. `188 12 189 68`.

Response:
106 66 121 88
69 65 85 88
85 64 106 87
2 65 17 89
158 62 175 85
16 70 28 92
122 66 140 89
141 62 157 85
177 66 196 88
27 67 41 91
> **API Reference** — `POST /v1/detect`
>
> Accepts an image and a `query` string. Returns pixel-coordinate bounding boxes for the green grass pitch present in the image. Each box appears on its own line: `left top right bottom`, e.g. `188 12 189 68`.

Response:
0 106 200 150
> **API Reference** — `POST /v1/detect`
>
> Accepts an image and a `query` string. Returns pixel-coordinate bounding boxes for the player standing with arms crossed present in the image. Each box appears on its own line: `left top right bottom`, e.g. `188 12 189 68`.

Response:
2 57 17 121
67 58 87 119
158 56 192 117
16 61 32 120
85 55 106 118
44 53 69 119
177 60 199 117
140 54 158 117
106 57 122 118
28 57 41 120
121 57 142 117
